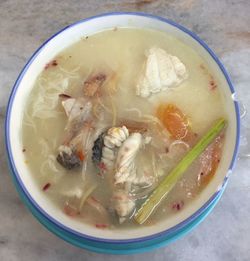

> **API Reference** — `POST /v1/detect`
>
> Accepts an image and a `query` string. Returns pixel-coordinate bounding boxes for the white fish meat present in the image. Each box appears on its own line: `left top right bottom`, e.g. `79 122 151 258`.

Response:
136 47 188 98
114 133 142 185
101 126 129 169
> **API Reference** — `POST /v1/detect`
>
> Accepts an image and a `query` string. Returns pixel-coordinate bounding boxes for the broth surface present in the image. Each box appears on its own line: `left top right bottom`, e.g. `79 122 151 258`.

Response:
22 28 226 229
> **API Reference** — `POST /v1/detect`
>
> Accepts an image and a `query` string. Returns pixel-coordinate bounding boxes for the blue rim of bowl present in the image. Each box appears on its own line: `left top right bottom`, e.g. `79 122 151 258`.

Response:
5 12 240 244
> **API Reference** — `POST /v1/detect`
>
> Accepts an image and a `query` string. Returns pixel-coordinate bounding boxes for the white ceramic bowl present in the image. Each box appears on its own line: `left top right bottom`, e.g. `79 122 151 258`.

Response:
5 12 240 253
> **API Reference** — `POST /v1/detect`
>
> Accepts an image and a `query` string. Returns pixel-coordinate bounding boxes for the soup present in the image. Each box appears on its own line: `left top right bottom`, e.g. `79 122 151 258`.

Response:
22 28 227 229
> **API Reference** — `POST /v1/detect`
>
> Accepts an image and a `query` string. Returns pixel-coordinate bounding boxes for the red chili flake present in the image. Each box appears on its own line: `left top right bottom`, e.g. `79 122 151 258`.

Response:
44 59 58 70
208 74 218 91
42 183 51 191
95 224 107 229
172 200 184 211
22 148 26 152
51 60 58 66
59 93 72 99
209 80 217 90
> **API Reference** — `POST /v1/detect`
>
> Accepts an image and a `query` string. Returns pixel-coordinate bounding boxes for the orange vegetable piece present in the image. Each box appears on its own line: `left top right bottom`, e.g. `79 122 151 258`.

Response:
199 135 223 186
156 104 191 141
77 150 85 161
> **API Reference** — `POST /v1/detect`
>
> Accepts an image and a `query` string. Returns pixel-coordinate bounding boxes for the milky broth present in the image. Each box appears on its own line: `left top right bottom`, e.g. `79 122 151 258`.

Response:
22 28 226 228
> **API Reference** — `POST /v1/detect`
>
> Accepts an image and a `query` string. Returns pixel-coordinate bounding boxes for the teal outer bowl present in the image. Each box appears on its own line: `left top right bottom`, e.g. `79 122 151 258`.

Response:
5 12 240 255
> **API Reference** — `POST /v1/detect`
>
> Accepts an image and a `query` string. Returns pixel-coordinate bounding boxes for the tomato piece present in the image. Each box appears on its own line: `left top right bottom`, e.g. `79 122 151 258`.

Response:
156 104 191 141
42 183 51 191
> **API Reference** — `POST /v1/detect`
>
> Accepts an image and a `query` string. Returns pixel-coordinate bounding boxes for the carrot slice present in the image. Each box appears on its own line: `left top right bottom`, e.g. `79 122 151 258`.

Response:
156 104 191 141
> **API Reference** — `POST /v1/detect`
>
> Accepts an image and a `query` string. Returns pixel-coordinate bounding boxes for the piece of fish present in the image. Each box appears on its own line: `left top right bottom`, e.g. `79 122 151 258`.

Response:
112 190 135 223
57 145 82 170
57 98 93 170
92 127 155 222
114 133 142 185
98 126 129 170
136 47 188 98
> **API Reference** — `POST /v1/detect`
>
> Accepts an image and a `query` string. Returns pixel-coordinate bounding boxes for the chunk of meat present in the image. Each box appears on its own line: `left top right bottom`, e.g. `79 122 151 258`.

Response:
62 98 93 144
105 126 129 148
100 126 129 170
58 81 103 171
61 97 92 134
136 47 188 98
114 133 142 185
57 145 81 170
58 97 93 170
83 73 106 97
112 190 135 223
67 99 92 128
92 127 155 222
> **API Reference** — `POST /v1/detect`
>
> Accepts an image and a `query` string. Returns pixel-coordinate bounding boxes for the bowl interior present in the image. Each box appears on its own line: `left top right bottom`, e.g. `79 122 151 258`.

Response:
7 13 239 241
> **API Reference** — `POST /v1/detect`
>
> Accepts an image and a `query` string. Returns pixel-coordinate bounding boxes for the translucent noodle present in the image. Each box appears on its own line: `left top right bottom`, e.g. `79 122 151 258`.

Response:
58 65 81 78
31 75 69 119
40 154 60 176
79 183 97 211
97 96 112 114
23 109 37 133
125 108 142 118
